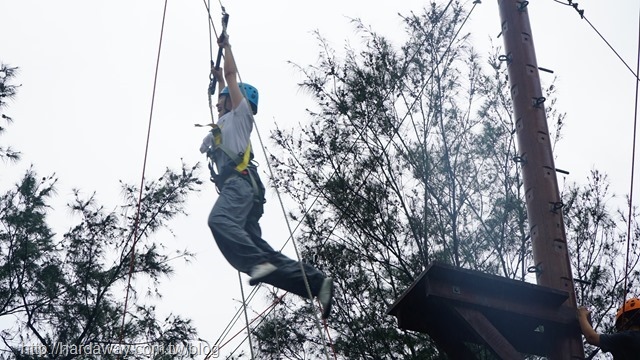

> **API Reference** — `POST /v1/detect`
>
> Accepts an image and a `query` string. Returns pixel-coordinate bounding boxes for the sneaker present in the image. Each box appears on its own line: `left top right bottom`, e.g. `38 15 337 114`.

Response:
318 277 334 319
249 262 277 285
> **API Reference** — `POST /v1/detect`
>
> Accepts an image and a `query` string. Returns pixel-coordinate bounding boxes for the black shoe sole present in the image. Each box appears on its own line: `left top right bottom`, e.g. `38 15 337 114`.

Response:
321 281 334 320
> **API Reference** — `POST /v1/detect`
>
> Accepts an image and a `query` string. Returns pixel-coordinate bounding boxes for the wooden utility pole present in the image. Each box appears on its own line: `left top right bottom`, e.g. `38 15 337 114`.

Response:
497 0 584 358
388 1 586 359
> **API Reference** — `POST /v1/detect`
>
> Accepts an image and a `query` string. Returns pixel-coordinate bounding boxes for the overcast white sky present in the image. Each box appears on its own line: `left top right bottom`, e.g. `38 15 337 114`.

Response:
1 0 639 358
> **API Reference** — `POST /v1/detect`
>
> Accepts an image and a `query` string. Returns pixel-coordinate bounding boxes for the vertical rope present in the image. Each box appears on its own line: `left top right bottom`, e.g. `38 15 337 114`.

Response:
238 272 256 359
207 0 214 61
206 0 216 124
623 1 640 311
206 293 286 359
319 308 339 359
117 0 169 351
242 100 333 360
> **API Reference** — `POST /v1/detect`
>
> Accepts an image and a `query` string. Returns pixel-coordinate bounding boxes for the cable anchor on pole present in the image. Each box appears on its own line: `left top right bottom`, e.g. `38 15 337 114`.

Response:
516 1 529 12
532 96 546 108
550 201 564 214
498 53 513 65
512 155 527 164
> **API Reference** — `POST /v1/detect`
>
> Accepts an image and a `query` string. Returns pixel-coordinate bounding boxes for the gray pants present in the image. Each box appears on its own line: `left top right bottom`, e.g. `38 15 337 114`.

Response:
208 173 325 299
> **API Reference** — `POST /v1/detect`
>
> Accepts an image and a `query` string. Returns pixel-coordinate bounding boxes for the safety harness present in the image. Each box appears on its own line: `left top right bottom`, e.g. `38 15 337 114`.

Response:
207 123 252 174
201 121 263 205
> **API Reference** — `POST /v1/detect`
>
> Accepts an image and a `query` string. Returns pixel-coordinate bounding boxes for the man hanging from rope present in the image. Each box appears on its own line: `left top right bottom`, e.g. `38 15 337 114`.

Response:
199 34 334 319
577 298 640 359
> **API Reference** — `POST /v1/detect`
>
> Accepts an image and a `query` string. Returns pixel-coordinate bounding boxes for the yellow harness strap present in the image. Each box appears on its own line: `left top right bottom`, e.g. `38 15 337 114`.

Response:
196 122 261 198
209 124 252 172
237 143 251 172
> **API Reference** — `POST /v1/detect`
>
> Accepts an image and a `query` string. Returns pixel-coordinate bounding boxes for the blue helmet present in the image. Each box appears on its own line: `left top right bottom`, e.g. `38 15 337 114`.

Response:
220 83 259 115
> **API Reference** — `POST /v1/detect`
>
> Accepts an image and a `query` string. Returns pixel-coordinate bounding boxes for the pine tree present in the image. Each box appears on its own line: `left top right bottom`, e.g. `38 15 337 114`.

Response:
242 0 624 357
0 63 204 359
258 2 540 358
0 64 20 162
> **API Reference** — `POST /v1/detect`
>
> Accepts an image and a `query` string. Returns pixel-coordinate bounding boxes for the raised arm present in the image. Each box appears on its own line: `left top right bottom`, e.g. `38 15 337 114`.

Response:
577 306 601 346
218 35 244 111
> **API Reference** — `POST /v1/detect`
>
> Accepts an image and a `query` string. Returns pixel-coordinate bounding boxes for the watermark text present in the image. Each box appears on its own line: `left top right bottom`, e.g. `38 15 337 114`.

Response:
20 342 219 357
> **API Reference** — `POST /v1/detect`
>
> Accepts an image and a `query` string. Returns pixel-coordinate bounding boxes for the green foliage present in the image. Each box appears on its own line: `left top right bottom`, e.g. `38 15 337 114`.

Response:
253 298 315 359
0 164 203 359
251 1 633 359
0 61 205 359
0 63 21 162
563 170 640 358
262 2 539 358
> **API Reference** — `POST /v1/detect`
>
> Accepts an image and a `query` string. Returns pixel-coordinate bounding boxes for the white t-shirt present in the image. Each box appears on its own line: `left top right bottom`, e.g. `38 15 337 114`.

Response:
200 100 253 168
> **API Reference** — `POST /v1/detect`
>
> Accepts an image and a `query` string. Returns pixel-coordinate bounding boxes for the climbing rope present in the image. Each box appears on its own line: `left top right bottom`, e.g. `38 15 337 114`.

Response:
118 0 169 353
203 292 288 359
212 284 261 349
219 293 287 351
237 272 255 359
622 2 640 318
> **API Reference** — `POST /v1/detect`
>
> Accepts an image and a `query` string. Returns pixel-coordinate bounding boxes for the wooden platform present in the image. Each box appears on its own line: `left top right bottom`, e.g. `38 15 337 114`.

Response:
387 262 580 359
